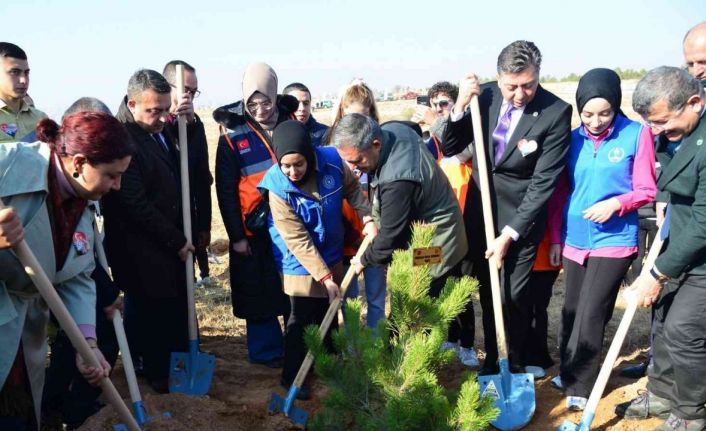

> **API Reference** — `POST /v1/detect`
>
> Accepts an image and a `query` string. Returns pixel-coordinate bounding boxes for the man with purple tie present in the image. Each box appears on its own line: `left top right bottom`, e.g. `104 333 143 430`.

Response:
441 40 572 376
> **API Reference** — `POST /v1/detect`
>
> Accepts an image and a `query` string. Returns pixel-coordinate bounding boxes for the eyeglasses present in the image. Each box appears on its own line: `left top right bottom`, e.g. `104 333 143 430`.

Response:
247 100 273 112
643 104 686 132
169 84 201 98
432 99 452 109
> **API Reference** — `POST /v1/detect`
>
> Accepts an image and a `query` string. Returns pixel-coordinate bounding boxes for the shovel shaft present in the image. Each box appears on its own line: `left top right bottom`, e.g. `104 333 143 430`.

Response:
113 313 143 405
291 235 372 390
176 64 198 343
583 228 664 419
469 96 509 359
0 200 141 431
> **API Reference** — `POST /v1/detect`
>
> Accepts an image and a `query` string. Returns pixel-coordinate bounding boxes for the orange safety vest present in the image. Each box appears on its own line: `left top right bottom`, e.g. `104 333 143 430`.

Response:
431 135 472 213
221 122 277 237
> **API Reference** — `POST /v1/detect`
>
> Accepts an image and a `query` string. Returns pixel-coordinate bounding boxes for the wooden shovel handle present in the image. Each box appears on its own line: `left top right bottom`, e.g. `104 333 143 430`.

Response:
292 235 372 388
0 199 141 430
469 95 509 359
584 229 664 415
175 64 198 342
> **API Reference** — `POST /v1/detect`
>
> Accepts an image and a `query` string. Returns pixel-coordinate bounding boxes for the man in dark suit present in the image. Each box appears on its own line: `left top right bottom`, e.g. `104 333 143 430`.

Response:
102 69 194 393
616 67 706 431
441 40 572 375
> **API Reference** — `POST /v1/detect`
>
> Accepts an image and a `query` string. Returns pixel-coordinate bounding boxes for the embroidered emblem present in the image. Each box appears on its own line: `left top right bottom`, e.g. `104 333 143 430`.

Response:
236 139 250 153
0 123 18 137
608 147 625 163
72 232 90 255
517 139 538 157
322 174 335 189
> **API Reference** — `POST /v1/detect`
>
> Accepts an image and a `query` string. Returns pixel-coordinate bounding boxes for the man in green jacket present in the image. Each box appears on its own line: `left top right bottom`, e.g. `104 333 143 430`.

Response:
330 113 468 293
616 66 706 431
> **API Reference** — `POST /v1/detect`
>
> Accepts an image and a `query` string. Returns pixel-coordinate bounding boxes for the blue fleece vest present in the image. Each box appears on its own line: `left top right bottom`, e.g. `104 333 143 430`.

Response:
564 115 643 249
258 147 345 275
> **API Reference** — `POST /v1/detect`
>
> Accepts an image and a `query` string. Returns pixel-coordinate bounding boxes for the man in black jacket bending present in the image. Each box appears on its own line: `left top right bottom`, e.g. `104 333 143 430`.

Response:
102 69 194 393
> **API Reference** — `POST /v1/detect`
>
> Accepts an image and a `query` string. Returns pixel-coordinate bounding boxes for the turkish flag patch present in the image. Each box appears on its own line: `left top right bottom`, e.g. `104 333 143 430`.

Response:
236 139 250 152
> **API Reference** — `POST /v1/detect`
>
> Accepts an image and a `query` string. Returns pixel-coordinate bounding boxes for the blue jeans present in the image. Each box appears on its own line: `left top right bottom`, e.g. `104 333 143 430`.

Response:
345 264 387 329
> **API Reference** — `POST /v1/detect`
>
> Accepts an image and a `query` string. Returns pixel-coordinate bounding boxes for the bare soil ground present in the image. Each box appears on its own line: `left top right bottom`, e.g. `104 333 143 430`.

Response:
78 95 660 430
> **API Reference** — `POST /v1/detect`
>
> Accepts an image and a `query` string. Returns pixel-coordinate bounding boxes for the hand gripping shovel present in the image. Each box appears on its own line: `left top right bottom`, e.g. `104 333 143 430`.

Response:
91 221 173 429
0 199 141 431
169 64 216 395
469 95 535 430
268 235 372 426
558 229 664 431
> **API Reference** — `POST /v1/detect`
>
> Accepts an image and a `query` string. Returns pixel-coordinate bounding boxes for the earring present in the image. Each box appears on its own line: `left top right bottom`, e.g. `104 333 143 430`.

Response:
72 171 79 178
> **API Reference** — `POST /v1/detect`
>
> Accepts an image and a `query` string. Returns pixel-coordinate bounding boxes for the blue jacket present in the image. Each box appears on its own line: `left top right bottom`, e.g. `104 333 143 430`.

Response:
564 115 643 249
259 147 345 275
305 116 329 147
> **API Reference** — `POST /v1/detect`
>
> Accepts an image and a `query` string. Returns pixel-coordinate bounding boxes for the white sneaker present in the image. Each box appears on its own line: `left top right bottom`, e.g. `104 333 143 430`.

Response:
458 346 480 367
440 341 459 352
551 375 565 391
525 365 545 379
566 396 587 411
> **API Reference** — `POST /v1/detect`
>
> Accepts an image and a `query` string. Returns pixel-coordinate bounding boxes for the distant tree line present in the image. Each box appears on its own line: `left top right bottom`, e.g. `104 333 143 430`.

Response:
539 67 648 83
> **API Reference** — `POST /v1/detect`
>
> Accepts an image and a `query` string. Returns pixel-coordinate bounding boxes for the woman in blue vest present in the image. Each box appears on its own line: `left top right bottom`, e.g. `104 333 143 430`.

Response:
551 68 657 410
259 120 373 397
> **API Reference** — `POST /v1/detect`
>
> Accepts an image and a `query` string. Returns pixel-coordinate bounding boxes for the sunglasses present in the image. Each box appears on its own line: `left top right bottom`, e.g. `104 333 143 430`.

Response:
432 100 451 108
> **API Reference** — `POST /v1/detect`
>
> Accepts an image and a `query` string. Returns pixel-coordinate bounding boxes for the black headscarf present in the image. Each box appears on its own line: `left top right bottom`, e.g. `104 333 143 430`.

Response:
272 120 316 184
576 68 625 117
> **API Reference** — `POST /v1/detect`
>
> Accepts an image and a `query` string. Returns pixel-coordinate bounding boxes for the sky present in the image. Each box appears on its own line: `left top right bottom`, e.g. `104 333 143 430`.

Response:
2 0 704 118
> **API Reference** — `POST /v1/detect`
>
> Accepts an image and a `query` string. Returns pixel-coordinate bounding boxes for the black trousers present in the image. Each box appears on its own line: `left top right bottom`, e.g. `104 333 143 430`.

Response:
195 245 209 279
648 275 706 420
124 296 189 382
429 262 475 348
282 296 337 385
523 270 559 369
624 218 658 285
560 256 632 397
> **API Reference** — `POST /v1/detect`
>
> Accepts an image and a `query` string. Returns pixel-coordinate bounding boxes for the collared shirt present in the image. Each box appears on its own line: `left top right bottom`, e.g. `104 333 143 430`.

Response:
0 99 47 143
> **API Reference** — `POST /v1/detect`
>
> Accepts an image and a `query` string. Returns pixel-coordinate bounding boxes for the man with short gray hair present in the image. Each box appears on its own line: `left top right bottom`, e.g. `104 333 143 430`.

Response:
332 113 468 296
102 69 193 393
442 40 572 377
615 66 706 431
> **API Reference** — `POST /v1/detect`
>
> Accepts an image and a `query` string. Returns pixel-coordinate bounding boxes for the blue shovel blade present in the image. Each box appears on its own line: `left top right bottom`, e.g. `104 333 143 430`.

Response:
113 424 128 431
169 341 216 395
478 360 535 431
268 388 310 426
557 411 595 431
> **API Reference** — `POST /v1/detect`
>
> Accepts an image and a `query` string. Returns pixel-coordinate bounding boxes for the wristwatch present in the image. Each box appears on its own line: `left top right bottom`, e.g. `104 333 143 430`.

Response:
649 267 669 283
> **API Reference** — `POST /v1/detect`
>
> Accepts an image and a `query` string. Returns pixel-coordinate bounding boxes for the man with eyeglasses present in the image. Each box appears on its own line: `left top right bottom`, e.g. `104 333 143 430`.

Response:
615 66 706 431
102 69 193 394
163 60 213 288
441 40 572 377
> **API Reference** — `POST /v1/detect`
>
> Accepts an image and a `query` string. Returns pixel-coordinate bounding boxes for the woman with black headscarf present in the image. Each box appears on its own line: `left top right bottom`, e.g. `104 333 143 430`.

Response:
258 120 373 397
549 68 657 410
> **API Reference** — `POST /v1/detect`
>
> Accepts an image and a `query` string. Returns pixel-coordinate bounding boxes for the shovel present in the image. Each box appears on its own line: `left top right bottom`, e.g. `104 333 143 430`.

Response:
469 95 535 430
558 229 664 431
112 312 172 430
268 235 372 426
91 221 173 429
169 64 216 395
0 199 141 431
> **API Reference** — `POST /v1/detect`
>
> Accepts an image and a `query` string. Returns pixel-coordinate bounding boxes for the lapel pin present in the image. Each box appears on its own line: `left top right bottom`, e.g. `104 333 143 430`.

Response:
697 139 703 146
532 112 538 117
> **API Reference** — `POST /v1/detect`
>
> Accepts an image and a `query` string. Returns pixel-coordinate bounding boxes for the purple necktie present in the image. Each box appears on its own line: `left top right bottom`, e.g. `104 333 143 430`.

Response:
492 105 514 164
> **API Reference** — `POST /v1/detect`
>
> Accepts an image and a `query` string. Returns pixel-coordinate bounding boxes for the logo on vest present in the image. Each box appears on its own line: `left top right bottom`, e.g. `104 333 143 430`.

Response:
322 174 335 189
236 139 250 153
607 147 625 163
0 123 18 137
